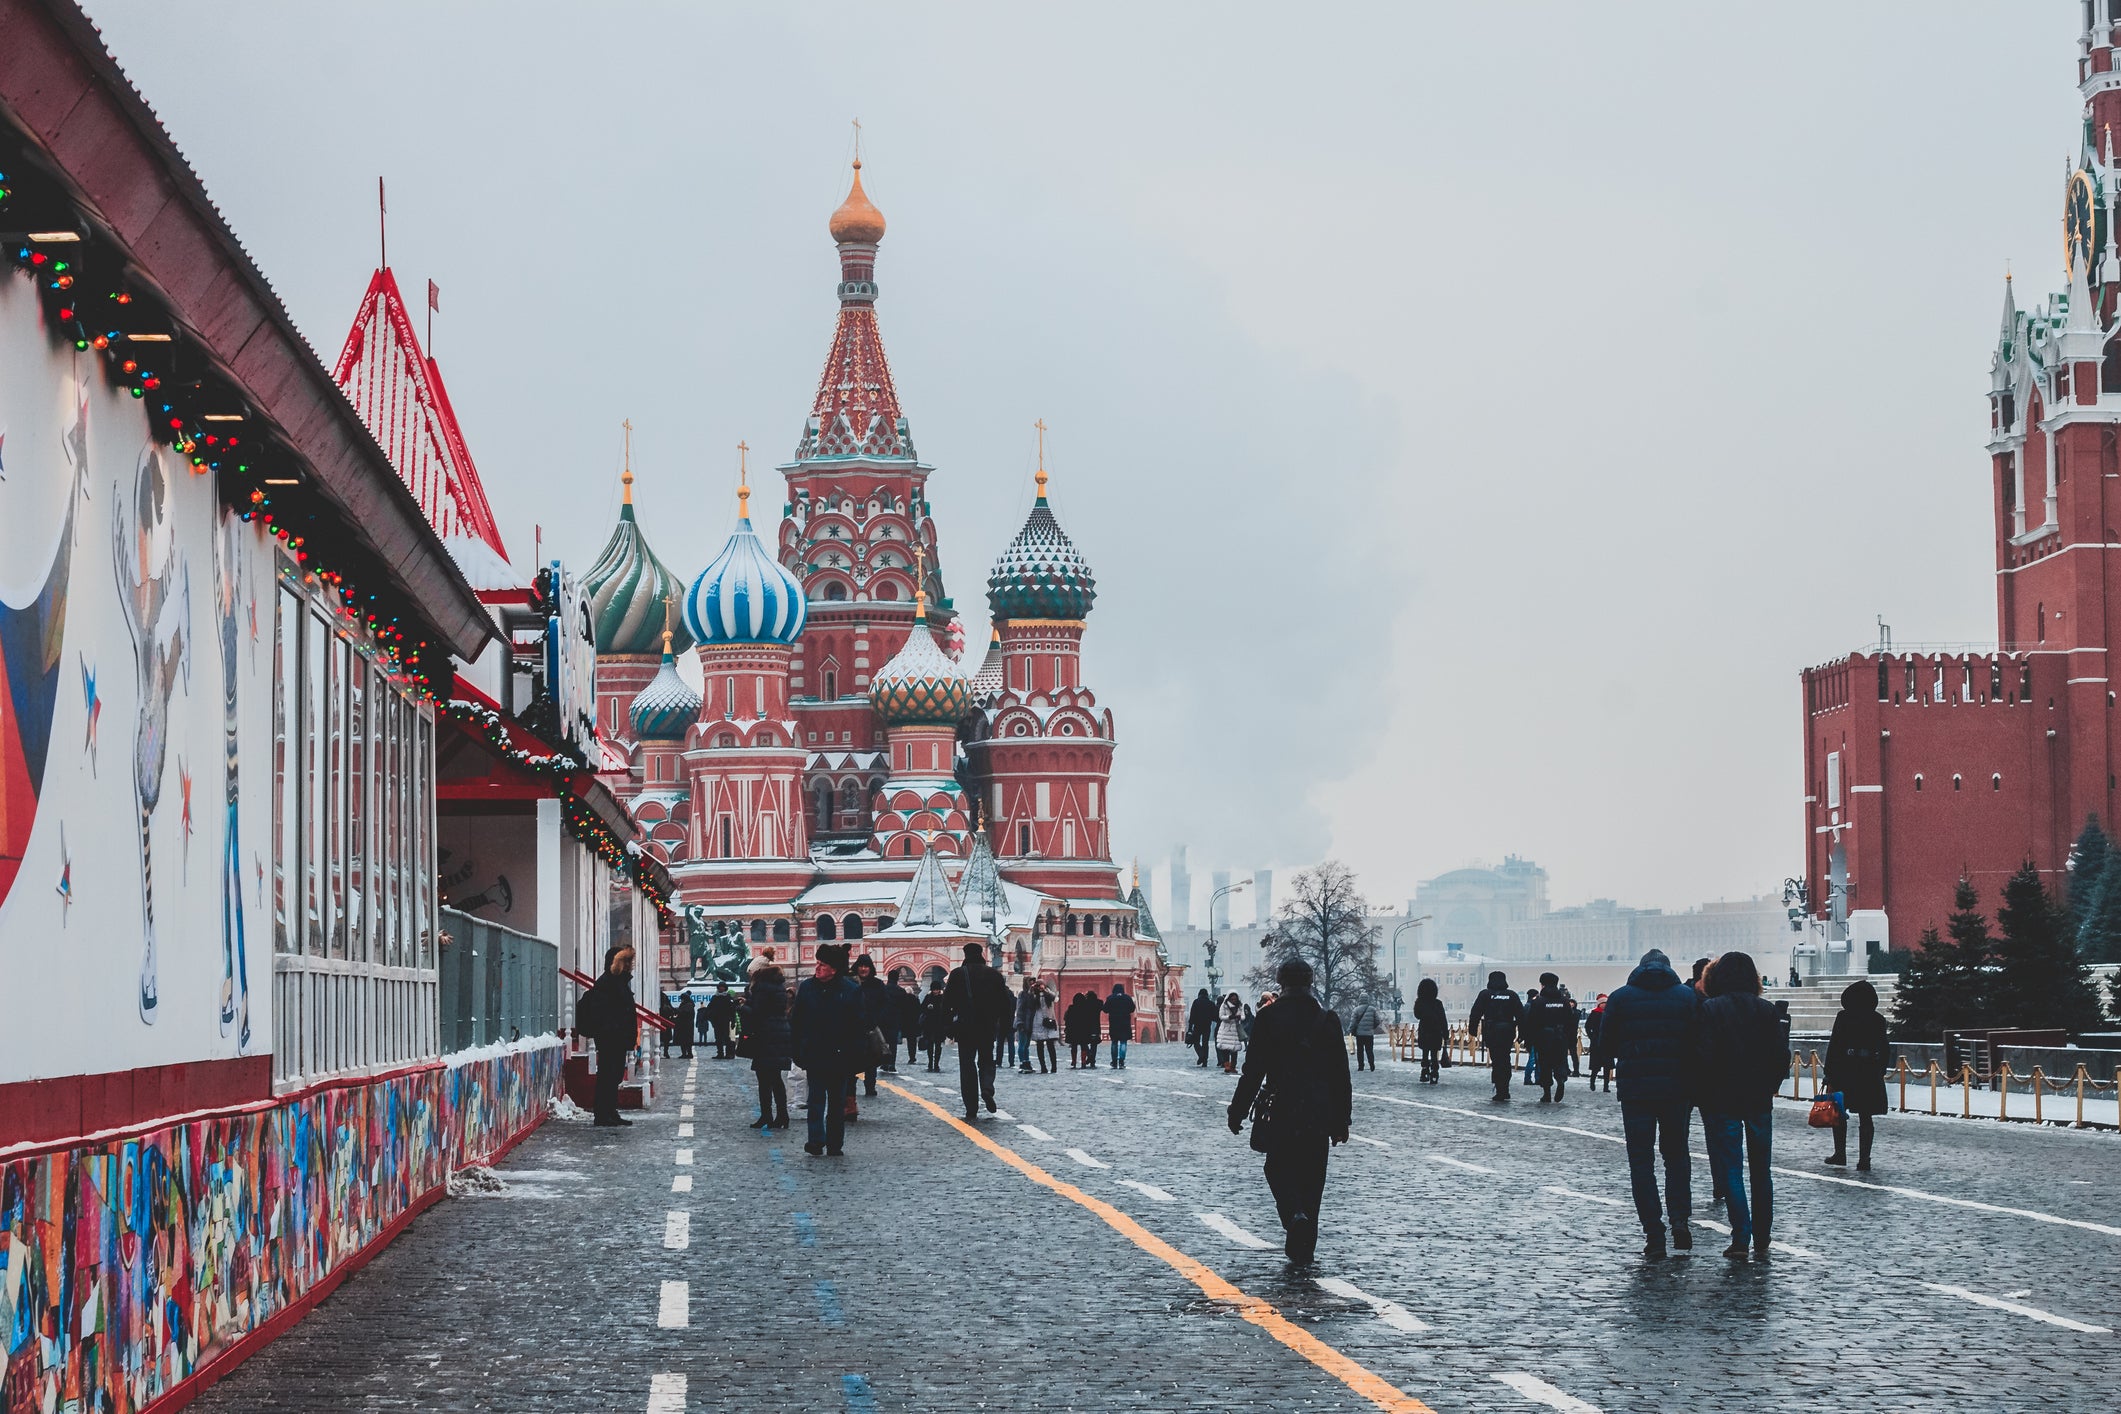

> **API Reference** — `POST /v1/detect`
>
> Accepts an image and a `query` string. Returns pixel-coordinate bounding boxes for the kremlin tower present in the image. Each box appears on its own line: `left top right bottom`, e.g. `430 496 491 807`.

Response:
590 153 1182 1033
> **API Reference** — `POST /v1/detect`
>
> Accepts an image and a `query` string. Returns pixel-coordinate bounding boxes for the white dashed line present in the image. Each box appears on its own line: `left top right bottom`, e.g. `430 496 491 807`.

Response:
1921 1283 2111 1333
657 1280 688 1329
1197 1212 1274 1249
1427 1154 1497 1174
1692 1220 1822 1262
1017 1124 1056 1142
674 1149 693 1166
1494 1371 1603 1412
1169 1089 1207 1099
991 1109 1015 1121
1101 1076 1126 1085
671 1174 692 1193
1541 1185 1624 1208
1064 1148 1110 1169
1347 1134 1389 1148
677 1123 695 1138
662 1211 690 1250
679 1104 694 1118
1315 1276 1431 1333
647 1372 687 1414
1116 1179 1177 1203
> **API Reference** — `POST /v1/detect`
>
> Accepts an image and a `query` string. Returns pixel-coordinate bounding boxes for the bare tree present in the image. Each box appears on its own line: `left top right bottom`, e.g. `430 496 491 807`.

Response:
1244 861 1385 1013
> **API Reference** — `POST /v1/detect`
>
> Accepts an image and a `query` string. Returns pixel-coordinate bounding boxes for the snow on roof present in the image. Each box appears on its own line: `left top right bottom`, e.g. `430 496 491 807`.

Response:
445 533 523 593
794 880 906 908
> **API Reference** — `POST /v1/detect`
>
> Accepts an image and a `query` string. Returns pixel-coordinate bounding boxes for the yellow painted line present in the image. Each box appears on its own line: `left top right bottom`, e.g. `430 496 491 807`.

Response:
880 1080 1434 1414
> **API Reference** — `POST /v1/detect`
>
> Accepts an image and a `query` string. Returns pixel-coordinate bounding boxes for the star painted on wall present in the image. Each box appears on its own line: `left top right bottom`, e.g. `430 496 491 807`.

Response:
179 759 194 877
80 656 100 772
55 826 71 925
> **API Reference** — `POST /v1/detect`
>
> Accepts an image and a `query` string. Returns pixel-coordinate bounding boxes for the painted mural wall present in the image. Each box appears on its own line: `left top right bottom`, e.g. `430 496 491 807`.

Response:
0 1039 561 1414
0 276 275 1083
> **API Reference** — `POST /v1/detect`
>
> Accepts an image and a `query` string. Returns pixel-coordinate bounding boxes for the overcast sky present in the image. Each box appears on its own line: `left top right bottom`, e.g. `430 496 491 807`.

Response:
77 2 2084 919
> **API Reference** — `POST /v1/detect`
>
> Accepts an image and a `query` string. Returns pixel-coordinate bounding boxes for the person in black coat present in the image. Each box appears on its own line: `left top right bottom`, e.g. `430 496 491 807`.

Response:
1411 977 1449 1083
896 975 923 1068
1467 972 1525 1102
1104 985 1138 1069
1522 973 1577 1103
740 963 794 1131
789 942 864 1156
1186 987 1218 1067
1064 991 1094 1069
1824 979 1889 1171
577 946 641 1127
944 943 1016 1120
1600 948 1702 1258
1227 959 1353 1265
1694 951 1789 1261
919 981 951 1070
673 991 697 1061
852 954 898 1096
703 984 738 1060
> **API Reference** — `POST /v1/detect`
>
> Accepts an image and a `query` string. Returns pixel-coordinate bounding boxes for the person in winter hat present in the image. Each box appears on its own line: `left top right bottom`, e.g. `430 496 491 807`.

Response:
1467 972 1524 1102
1412 978 1449 1083
741 960 794 1131
1346 996 1383 1072
1104 984 1138 1069
789 942 864 1157
1824 979 1888 1171
1601 948 1702 1259
577 946 641 1127
1694 952 1789 1261
1523 973 1577 1103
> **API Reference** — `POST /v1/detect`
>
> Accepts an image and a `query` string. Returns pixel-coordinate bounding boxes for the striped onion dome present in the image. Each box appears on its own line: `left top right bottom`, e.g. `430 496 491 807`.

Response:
629 638 701 741
585 496 692 656
683 493 807 646
987 479 1095 622
870 610 971 726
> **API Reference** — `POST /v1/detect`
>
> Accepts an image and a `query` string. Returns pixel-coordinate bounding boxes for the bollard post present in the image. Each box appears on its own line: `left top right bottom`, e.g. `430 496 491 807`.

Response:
1810 1051 1822 1100
2076 1064 2088 1129
2032 1066 2044 1124
1896 1056 1908 1114
1998 1063 2011 1122
1962 1064 1973 1118
1927 1060 1939 1116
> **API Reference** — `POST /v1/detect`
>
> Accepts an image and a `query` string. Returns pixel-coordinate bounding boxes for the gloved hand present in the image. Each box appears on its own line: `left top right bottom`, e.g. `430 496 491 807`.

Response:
1331 1128 1349 1146
1227 1111 1244 1135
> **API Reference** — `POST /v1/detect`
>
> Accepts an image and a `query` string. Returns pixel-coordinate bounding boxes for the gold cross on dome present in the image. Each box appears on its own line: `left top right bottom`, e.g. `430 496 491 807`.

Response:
736 440 751 519
1034 418 1049 498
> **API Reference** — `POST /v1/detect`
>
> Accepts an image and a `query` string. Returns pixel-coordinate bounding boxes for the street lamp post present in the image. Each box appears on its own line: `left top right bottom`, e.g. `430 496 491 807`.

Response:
1389 915 1431 1025
1205 879 1248 1002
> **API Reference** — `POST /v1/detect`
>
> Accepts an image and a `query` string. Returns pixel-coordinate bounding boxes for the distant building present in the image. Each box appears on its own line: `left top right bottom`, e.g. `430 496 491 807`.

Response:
1212 870 1232 930
1171 845 1191 932
1253 869 1273 925
1412 857 1551 958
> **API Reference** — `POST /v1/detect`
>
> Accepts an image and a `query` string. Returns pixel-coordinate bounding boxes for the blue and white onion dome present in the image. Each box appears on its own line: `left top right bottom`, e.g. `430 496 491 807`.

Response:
870 600 972 725
987 464 1095 621
683 482 807 646
630 630 702 741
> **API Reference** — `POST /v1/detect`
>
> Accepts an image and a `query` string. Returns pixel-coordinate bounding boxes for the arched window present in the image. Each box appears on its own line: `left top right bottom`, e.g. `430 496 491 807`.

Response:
826 582 847 602
1953 774 1963 791
1099 916 1111 936
844 914 864 940
824 670 839 700
877 581 898 601
815 783 832 831
751 919 767 943
773 919 790 943
1066 914 1078 935
1993 773 2003 791
903 836 916 856
841 780 863 819
817 914 837 941
1914 774 1924 792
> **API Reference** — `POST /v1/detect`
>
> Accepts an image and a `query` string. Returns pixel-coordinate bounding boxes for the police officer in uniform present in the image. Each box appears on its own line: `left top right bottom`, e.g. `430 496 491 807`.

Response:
1467 970 1525 1102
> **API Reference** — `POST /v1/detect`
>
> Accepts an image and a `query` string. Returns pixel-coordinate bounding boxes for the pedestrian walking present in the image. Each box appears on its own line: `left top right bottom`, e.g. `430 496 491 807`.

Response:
853 954 897 1097
1584 993 1613 1092
789 942 864 1157
1824 979 1888 1172
1033 985 1061 1072
1600 948 1701 1260
1186 987 1217 1066
1520 986 1541 1087
1084 990 1105 1068
896 973 922 1069
1348 997 1382 1072
1524 973 1577 1103
1689 956 1729 1209
1014 978 1040 1074
1105 984 1137 1069
741 959 793 1132
1695 951 1789 1261
576 947 640 1127
1065 991 1095 1069
1412 978 1448 1083
658 993 679 1059
1227 959 1352 1265
1214 992 1245 1073
920 980 950 1071
1468 972 1525 1102
945 942 1015 1121
704 983 737 1060
673 989 697 1061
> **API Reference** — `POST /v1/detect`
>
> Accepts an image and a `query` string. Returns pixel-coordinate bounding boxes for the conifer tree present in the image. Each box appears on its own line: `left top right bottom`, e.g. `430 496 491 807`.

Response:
1991 862 2105 1035
1889 926 1957 1039
1940 876 1996 1024
2068 816 2121 963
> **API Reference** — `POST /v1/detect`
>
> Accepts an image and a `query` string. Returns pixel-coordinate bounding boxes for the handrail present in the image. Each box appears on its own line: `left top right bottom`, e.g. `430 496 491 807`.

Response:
559 964 670 1031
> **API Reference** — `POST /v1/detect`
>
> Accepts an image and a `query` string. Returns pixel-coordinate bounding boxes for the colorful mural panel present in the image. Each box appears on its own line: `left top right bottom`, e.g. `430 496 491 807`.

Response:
0 1041 559 1414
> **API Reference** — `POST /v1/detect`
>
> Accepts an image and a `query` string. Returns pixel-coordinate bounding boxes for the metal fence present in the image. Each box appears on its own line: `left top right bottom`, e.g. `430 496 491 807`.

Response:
439 906 559 1053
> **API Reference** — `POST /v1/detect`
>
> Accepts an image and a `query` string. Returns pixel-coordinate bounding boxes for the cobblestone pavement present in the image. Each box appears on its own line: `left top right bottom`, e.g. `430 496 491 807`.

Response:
192 1044 2121 1413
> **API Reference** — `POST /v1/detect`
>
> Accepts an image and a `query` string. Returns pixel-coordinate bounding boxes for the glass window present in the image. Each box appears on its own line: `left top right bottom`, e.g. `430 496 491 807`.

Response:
347 655 367 962
328 632 347 959
384 691 401 967
274 585 300 952
369 664 386 961
417 710 434 967
304 607 327 955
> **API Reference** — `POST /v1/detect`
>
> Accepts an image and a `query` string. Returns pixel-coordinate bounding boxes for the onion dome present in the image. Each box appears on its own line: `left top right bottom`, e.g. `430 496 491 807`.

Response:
683 480 807 646
828 159 887 245
987 460 1095 622
870 600 971 726
585 459 692 656
629 631 701 742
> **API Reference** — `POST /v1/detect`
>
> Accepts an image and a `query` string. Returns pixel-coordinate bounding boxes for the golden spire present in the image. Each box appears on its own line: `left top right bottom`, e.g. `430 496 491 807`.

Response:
621 418 634 504
736 440 750 520
914 543 928 619
1034 418 1049 501
829 121 887 245
1131 857 1140 892
661 597 675 657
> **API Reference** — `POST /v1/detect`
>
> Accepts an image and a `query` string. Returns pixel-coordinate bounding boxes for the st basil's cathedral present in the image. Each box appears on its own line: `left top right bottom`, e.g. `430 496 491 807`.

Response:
584 159 1182 1036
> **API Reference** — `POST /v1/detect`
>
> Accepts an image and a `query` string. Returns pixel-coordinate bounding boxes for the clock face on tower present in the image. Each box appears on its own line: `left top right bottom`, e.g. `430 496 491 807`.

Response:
2067 168 2101 281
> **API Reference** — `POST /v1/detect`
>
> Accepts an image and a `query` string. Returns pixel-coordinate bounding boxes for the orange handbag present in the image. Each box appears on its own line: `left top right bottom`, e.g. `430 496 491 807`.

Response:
1807 1094 1844 1128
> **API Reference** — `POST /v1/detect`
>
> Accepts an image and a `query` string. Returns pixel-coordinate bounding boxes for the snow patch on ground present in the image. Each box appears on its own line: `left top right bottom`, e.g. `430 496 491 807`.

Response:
548 1094 593 1124
448 1166 508 1198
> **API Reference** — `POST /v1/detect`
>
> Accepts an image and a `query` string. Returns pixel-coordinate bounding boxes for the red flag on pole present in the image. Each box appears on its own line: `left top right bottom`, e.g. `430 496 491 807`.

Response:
427 279 439 312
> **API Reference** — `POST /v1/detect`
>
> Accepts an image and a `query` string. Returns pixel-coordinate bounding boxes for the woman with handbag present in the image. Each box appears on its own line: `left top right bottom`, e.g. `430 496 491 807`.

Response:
741 959 793 1132
1033 986 1061 1073
1214 993 1245 1073
1823 979 1889 1171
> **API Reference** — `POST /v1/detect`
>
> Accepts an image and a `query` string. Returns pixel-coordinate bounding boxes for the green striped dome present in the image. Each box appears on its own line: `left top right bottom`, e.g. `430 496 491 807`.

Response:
987 495 1094 621
585 501 693 656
